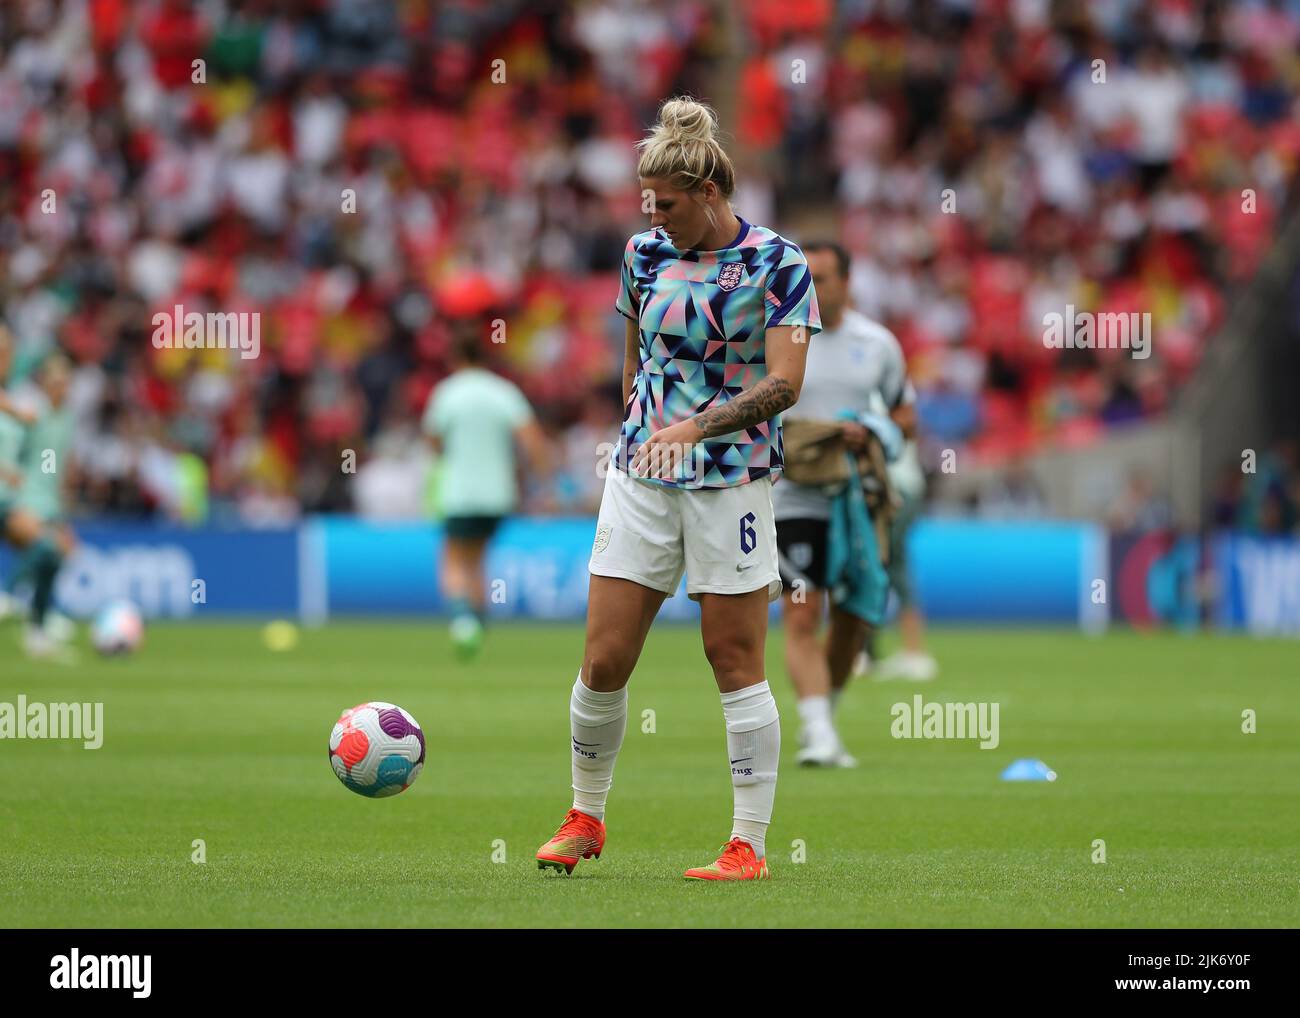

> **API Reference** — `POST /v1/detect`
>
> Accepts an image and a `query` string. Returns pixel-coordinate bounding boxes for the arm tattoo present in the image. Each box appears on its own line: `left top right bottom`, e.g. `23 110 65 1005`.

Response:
693 375 797 439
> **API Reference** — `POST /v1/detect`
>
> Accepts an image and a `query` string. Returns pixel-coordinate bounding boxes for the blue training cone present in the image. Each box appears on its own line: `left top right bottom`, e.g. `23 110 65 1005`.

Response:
1001 758 1057 782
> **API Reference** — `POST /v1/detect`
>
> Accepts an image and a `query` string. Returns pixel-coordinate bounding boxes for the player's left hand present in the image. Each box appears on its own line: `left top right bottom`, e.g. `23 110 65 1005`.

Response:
630 419 704 480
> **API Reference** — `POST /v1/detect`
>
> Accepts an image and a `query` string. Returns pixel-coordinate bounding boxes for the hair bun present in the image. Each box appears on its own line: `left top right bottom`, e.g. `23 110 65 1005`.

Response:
657 97 717 144
635 96 735 201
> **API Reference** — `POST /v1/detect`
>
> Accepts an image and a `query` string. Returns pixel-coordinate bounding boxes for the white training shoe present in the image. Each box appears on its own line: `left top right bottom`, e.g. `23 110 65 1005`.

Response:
23 625 77 664
0 592 19 622
44 611 76 643
797 732 843 767
897 652 938 681
873 651 938 682
797 731 859 768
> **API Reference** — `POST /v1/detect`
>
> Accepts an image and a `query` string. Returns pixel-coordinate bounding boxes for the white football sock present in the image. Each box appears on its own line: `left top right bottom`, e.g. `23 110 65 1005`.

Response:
797 694 835 744
721 680 780 859
570 673 627 821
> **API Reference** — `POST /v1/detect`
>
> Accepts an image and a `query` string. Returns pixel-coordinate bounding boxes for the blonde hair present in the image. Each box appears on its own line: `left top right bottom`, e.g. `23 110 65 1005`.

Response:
636 97 735 227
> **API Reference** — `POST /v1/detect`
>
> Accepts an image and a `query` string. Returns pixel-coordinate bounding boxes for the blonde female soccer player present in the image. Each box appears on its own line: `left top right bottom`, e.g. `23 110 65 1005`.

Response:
535 97 819 880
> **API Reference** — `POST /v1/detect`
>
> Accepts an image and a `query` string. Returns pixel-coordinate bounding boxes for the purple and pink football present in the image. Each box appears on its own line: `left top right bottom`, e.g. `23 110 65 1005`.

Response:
329 701 426 798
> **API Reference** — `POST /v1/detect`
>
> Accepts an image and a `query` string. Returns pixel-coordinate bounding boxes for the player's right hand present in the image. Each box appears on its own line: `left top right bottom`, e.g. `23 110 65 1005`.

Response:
839 420 869 452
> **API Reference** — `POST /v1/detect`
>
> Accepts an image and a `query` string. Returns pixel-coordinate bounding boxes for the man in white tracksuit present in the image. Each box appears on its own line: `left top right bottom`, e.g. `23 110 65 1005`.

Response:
773 241 917 766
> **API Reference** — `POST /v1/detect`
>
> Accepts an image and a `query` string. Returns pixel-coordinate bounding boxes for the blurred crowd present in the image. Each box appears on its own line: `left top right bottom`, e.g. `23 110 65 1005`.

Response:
1210 439 1300 535
0 0 1297 524
738 0 1300 470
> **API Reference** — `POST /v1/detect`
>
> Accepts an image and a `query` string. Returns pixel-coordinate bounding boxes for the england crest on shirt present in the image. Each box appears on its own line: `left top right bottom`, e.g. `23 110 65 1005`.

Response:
716 262 744 291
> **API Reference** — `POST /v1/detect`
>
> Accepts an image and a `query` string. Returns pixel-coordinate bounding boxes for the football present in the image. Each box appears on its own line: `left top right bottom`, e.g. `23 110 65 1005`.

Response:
328 702 426 798
90 600 145 657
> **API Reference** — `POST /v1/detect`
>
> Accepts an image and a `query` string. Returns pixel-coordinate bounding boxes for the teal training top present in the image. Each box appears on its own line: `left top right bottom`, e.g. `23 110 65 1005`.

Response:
421 368 533 517
18 404 73 519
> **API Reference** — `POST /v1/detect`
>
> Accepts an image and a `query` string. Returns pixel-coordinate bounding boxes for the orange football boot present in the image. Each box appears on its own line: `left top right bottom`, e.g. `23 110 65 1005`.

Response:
683 837 770 880
536 808 606 875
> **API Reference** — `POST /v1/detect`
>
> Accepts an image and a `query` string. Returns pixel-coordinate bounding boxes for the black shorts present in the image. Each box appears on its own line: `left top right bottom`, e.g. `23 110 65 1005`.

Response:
776 517 829 591
444 515 503 541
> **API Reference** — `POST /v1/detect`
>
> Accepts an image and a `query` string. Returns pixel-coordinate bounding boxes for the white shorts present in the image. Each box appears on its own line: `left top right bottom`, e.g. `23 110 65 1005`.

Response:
588 467 781 601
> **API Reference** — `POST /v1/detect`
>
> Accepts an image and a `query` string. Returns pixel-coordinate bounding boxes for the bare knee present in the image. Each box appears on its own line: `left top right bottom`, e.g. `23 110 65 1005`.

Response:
783 593 822 641
702 630 762 686
5 510 42 547
581 636 636 692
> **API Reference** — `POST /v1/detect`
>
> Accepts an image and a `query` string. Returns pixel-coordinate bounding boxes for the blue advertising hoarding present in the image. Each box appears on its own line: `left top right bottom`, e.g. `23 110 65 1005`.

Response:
907 518 1107 627
1213 533 1300 635
0 522 301 619
10 514 1248 631
317 515 1107 626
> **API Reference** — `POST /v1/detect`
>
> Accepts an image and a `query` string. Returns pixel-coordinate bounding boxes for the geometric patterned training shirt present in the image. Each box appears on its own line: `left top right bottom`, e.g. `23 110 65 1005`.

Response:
614 217 821 489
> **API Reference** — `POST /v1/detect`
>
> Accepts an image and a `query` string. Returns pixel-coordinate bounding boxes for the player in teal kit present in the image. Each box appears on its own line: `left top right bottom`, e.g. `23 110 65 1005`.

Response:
534 98 818 880
0 334 76 659
773 243 917 765
422 328 549 658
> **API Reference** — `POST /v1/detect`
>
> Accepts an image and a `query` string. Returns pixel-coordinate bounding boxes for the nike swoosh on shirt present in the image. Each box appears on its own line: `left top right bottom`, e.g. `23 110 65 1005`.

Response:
736 561 757 571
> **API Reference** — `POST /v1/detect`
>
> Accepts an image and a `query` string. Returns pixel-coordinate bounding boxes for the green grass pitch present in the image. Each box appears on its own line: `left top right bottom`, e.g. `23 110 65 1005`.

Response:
1 621 1297 928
